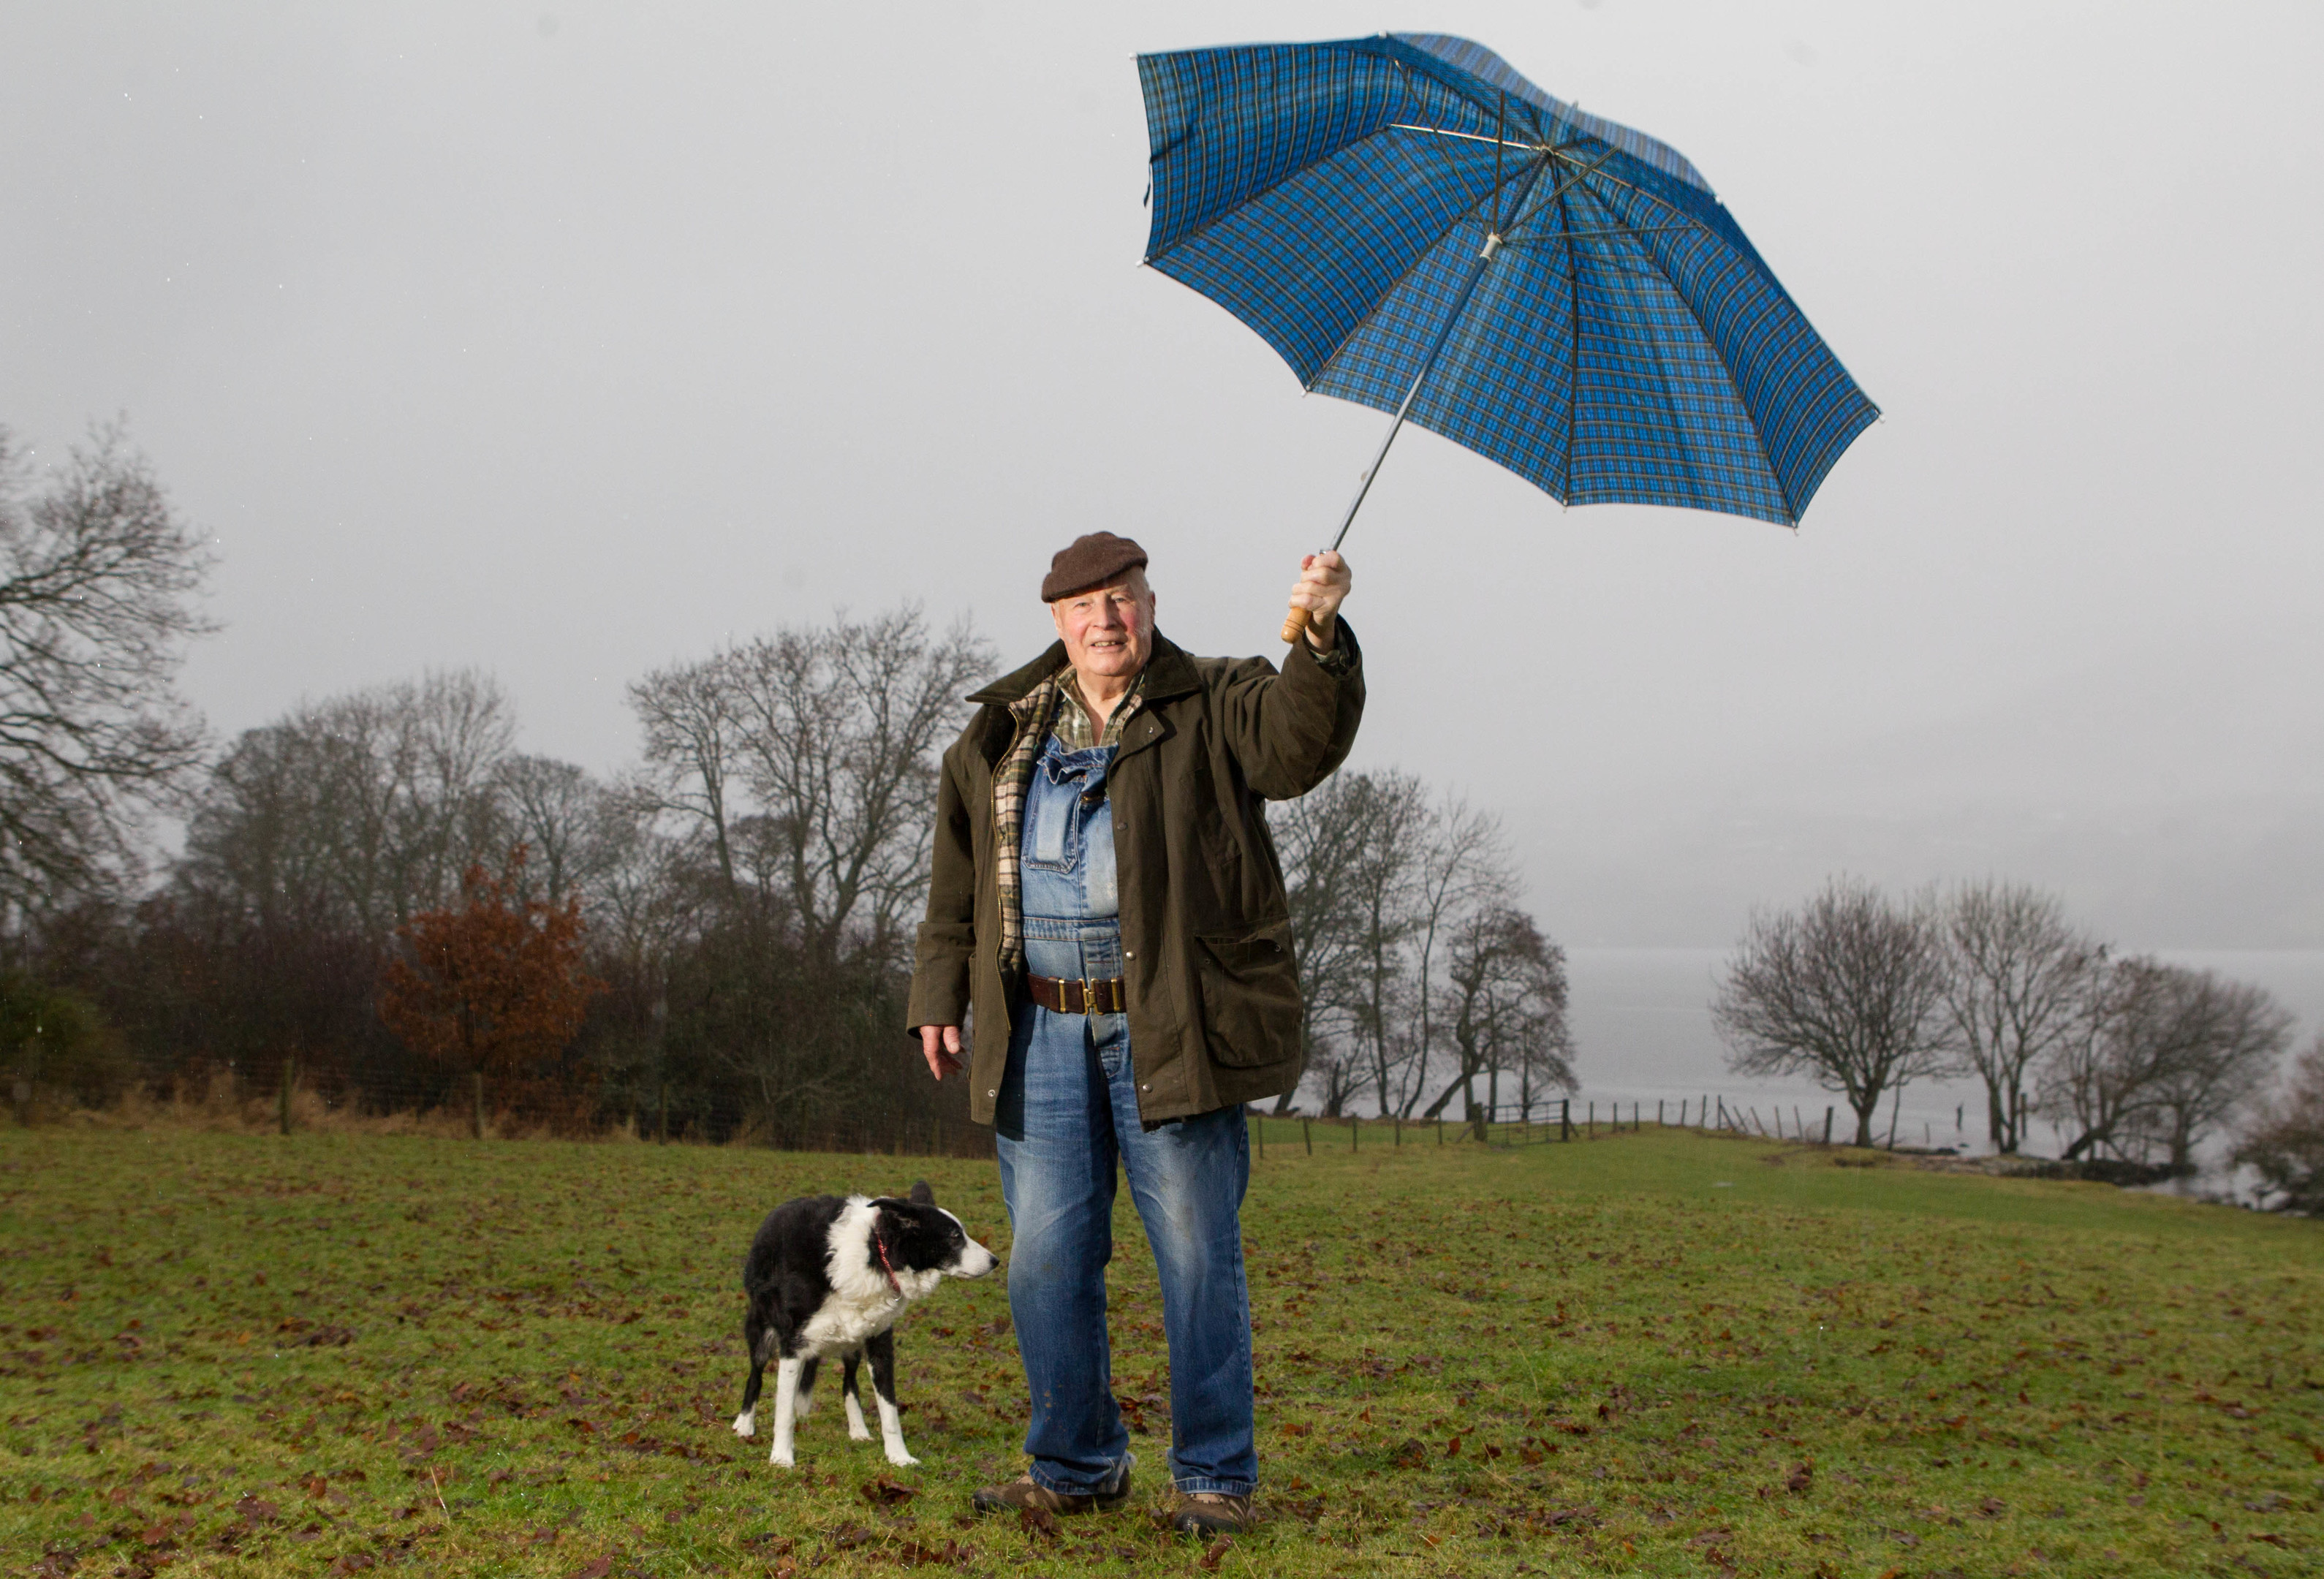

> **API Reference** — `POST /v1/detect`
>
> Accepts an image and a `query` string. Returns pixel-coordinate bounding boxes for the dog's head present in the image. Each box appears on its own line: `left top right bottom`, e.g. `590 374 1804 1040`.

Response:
868 1181 999 1281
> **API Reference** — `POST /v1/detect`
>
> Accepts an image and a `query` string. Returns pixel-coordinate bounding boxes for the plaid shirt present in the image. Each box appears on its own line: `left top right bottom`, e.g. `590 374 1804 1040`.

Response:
1052 670 1147 749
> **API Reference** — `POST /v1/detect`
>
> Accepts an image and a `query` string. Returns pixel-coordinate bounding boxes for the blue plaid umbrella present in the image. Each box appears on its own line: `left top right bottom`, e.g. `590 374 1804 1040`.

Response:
1138 32 1879 566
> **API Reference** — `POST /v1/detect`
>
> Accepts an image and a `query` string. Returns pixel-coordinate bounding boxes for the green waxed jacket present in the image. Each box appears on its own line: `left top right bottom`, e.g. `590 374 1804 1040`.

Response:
906 625 1366 1126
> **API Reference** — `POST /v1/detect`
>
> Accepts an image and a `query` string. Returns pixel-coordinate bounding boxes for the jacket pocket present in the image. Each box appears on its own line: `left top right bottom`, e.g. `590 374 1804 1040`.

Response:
1192 920 1301 1069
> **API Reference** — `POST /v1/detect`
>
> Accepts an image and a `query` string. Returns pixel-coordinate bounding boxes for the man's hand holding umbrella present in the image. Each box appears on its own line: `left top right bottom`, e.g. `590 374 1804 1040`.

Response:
1286 550 1351 652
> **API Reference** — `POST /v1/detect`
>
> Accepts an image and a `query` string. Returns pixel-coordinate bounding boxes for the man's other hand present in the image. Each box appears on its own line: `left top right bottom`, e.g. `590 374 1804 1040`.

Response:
918 1024 964 1080
1289 550 1352 648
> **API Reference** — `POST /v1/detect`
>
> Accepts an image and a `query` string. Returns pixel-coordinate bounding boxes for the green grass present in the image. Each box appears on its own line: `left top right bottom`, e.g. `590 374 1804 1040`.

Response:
2 1124 2319 1578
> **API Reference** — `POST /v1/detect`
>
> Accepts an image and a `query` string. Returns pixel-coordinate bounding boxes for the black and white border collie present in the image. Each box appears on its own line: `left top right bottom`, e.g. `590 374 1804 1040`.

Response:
732 1180 998 1467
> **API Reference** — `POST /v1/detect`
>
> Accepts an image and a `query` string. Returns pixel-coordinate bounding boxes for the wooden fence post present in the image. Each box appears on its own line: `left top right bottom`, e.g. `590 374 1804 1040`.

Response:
1823 1106 1833 1146
1302 1119 1312 1156
1560 1098 1570 1143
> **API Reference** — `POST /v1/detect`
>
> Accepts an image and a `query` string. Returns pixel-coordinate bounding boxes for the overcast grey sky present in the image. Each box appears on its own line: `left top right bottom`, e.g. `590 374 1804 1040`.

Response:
4 1 2319 947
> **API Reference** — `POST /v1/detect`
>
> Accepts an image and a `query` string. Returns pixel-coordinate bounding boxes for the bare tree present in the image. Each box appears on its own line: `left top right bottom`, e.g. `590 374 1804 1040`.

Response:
0 424 213 918
2143 973 2292 1173
628 653 746 898
1937 880 2103 1154
180 670 516 944
1341 770 1431 1116
1271 771 1377 1116
2236 1034 2324 1213
2040 956 2178 1163
1428 904 1574 1129
497 754 618 905
1401 797 1511 1117
1713 876 1950 1146
2048 959 2292 1169
1301 1039 1370 1121
726 608 990 959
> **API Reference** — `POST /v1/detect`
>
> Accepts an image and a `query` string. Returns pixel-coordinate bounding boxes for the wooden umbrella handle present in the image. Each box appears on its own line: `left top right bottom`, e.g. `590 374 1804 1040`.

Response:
1280 604 1313 645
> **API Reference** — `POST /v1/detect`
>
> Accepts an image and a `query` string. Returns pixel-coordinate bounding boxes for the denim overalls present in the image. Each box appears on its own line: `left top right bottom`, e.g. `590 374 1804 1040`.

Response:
1019 734 1122 988
993 728 1256 1500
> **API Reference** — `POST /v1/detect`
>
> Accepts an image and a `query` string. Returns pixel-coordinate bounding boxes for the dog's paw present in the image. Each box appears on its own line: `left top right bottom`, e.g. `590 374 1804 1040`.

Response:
849 1422 874 1442
731 1412 756 1439
885 1447 920 1468
771 1446 795 1467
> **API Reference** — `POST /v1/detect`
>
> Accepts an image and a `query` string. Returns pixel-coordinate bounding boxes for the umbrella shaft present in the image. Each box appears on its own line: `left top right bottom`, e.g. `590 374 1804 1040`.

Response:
1327 235 1502 553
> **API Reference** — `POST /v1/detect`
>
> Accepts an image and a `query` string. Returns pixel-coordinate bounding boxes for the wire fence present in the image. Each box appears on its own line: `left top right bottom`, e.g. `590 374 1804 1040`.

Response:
1245 1094 1873 1157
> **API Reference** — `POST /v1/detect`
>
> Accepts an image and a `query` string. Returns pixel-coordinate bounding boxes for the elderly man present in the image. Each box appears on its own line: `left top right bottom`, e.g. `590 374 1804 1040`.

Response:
907 532 1359 1535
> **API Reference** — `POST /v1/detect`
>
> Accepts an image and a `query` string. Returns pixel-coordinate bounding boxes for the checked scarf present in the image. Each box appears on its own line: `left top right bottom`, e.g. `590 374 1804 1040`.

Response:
992 667 1144 980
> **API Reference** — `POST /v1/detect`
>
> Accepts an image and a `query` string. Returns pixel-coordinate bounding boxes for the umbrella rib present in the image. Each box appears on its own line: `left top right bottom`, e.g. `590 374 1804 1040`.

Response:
1556 174 1586 501
1504 224 1701 242
1542 147 1713 227
1388 123 1545 153
1302 150 1548 395
1499 143 1622 240
1321 154 1549 549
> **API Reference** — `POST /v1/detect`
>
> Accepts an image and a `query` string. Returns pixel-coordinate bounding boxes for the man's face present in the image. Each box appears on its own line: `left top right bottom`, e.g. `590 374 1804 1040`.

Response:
1050 569 1155 683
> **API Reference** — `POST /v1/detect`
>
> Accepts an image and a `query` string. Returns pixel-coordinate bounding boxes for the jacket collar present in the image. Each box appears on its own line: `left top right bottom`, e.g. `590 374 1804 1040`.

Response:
967 631 1200 708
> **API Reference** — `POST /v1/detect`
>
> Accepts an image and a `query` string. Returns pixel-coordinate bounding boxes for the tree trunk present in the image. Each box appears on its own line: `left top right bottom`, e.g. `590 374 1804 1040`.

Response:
1987 1086 2007 1152
1852 1099 1877 1147
1420 1069 1472 1121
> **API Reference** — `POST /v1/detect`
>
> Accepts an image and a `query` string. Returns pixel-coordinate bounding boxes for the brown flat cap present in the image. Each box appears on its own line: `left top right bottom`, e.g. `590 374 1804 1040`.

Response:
1041 531 1148 602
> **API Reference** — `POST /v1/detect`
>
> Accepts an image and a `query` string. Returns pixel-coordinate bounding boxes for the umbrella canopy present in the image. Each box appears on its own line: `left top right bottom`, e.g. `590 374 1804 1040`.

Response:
1137 33 1878 529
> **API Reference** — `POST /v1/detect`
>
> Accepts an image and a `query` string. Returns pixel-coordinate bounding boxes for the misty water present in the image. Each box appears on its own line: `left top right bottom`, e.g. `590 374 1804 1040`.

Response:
1537 947 2324 1164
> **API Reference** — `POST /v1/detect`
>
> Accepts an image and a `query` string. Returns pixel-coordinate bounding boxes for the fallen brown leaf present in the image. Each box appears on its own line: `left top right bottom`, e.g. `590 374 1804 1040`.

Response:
860 1474 915 1507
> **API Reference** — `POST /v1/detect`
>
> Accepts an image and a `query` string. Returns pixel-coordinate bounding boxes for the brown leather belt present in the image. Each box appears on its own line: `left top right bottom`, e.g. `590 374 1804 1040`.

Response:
1025 973 1128 1015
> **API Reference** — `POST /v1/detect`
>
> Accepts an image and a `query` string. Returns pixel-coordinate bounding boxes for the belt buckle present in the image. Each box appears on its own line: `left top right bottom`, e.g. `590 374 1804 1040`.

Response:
1080 977 1099 1015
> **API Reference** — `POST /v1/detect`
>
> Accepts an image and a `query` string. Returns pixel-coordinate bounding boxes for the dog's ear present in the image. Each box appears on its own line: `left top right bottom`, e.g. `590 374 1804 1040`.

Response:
908 1180 936 1206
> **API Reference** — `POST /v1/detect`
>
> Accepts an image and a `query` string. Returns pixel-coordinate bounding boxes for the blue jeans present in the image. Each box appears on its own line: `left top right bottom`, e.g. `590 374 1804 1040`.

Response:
994 991 1256 1497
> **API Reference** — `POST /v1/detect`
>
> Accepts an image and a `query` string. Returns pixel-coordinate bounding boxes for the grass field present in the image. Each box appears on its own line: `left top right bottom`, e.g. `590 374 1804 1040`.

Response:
2 1123 2318 1578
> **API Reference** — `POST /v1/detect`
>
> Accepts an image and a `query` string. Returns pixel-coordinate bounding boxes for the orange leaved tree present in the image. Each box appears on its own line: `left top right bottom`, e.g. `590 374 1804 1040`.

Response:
379 844 605 1135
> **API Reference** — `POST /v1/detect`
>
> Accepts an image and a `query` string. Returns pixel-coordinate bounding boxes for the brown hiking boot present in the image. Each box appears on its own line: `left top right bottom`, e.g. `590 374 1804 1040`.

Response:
1167 1491 1255 1536
971 1464 1132 1518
